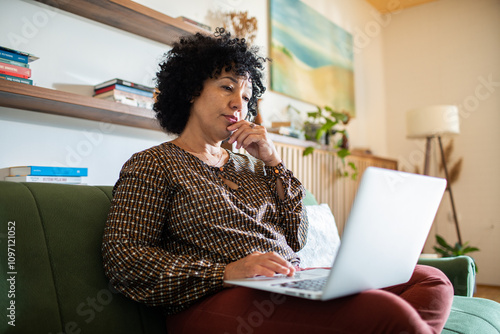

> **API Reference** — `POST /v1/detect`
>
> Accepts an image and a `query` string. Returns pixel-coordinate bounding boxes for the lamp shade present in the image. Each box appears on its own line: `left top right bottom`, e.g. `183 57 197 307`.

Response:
406 105 460 138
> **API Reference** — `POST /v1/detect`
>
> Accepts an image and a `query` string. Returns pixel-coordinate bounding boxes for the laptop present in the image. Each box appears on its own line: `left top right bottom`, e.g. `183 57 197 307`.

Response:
224 167 447 300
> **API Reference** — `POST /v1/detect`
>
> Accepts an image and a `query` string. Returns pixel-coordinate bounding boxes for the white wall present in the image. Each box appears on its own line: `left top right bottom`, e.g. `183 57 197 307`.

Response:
383 0 500 285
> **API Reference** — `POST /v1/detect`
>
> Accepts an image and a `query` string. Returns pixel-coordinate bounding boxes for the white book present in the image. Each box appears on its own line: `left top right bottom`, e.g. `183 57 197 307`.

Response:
4 175 84 184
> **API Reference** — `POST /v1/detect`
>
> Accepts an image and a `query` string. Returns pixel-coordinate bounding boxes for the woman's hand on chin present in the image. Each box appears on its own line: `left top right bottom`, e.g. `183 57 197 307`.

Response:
226 121 281 166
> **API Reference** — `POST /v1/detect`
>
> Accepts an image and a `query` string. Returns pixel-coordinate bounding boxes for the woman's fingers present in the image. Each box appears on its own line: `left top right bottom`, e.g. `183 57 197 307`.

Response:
254 252 295 277
227 121 261 149
226 121 281 165
223 252 296 280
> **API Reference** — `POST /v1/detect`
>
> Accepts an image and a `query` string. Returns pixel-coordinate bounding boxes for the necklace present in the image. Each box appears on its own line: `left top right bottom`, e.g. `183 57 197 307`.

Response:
178 137 224 167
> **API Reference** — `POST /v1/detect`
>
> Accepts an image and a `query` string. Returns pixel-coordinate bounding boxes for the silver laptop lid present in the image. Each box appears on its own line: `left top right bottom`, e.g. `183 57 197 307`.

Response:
322 167 447 299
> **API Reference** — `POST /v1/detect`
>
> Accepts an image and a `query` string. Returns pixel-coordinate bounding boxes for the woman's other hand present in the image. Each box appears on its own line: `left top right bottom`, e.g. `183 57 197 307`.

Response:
223 251 296 281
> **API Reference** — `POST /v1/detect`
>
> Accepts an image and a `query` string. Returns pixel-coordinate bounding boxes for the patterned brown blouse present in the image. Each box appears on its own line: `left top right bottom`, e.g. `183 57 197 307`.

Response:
102 142 308 314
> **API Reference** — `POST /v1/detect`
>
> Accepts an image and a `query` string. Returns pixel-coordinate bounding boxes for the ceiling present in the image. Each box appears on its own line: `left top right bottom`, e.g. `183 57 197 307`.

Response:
366 0 438 13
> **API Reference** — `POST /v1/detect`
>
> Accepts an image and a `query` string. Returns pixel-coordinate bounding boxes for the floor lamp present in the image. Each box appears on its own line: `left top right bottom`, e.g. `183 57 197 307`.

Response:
406 105 463 246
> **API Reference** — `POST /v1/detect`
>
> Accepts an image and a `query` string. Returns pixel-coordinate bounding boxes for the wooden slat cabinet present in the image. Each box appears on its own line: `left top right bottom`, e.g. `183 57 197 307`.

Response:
271 136 397 235
334 153 398 235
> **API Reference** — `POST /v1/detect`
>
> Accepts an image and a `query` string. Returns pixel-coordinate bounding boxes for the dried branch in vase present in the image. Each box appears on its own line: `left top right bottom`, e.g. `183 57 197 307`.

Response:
223 11 258 43
408 138 462 184
439 138 463 185
448 157 463 184
439 139 454 172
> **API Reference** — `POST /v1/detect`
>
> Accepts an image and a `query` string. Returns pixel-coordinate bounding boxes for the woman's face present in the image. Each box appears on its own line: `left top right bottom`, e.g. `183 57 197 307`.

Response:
188 69 252 141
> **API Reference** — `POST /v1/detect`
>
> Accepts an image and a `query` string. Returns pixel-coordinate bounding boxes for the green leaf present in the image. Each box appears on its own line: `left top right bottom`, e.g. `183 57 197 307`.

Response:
316 106 322 117
323 106 346 120
348 162 357 171
315 128 326 141
462 246 480 254
332 112 349 122
434 235 480 257
436 235 454 251
337 149 350 159
433 247 450 257
303 146 315 156
319 119 337 132
323 117 339 127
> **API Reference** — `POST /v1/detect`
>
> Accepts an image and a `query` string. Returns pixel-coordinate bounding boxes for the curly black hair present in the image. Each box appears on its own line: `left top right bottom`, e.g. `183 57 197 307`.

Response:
154 28 268 135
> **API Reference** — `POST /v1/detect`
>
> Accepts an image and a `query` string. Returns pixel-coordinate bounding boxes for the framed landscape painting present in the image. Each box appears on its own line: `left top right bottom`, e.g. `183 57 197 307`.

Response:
270 0 355 116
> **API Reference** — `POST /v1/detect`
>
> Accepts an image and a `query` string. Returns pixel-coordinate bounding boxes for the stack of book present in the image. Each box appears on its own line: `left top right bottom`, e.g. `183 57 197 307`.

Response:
0 46 39 85
93 78 155 109
0 166 88 184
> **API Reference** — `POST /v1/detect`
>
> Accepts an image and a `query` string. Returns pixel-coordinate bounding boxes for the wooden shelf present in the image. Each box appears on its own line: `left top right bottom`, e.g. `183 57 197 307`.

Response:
34 0 205 45
1 1 205 131
0 80 162 131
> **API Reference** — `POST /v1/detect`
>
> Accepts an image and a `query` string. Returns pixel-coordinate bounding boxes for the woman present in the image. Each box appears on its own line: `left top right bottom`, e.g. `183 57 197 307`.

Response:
102 28 453 333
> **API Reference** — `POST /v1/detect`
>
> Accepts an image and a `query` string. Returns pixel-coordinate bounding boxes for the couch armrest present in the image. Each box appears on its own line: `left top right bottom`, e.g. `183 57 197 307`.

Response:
417 256 476 297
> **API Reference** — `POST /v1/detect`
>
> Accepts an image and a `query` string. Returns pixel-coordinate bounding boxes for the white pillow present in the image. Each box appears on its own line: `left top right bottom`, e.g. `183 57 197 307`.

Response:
297 204 341 268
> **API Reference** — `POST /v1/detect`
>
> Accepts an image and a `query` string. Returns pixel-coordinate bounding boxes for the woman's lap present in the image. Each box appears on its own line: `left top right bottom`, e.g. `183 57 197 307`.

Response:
166 265 453 334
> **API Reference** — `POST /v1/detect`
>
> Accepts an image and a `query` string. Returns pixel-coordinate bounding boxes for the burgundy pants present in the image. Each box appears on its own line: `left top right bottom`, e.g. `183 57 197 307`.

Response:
166 265 454 334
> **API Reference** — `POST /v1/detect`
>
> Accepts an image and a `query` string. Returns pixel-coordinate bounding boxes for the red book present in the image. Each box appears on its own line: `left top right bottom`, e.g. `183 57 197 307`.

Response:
94 84 154 97
0 62 31 79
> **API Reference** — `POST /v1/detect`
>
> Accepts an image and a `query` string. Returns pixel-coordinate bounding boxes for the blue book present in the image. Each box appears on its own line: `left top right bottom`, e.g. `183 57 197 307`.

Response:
0 49 27 63
0 46 39 63
0 73 33 85
1 166 88 177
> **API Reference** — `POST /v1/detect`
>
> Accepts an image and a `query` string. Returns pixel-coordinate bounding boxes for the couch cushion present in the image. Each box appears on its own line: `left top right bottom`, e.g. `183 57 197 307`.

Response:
303 189 319 206
0 181 61 332
297 204 340 268
443 296 500 334
0 182 166 334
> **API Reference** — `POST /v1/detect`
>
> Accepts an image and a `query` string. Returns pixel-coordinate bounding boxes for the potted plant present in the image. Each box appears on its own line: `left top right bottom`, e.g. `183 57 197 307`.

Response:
295 105 357 179
433 234 480 272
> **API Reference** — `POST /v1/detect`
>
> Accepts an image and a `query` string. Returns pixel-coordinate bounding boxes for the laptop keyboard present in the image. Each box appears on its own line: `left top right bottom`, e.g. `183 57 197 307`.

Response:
274 277 327 291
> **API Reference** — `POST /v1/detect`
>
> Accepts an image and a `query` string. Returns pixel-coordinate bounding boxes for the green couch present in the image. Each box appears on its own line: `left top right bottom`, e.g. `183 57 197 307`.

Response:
1 181 499 333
